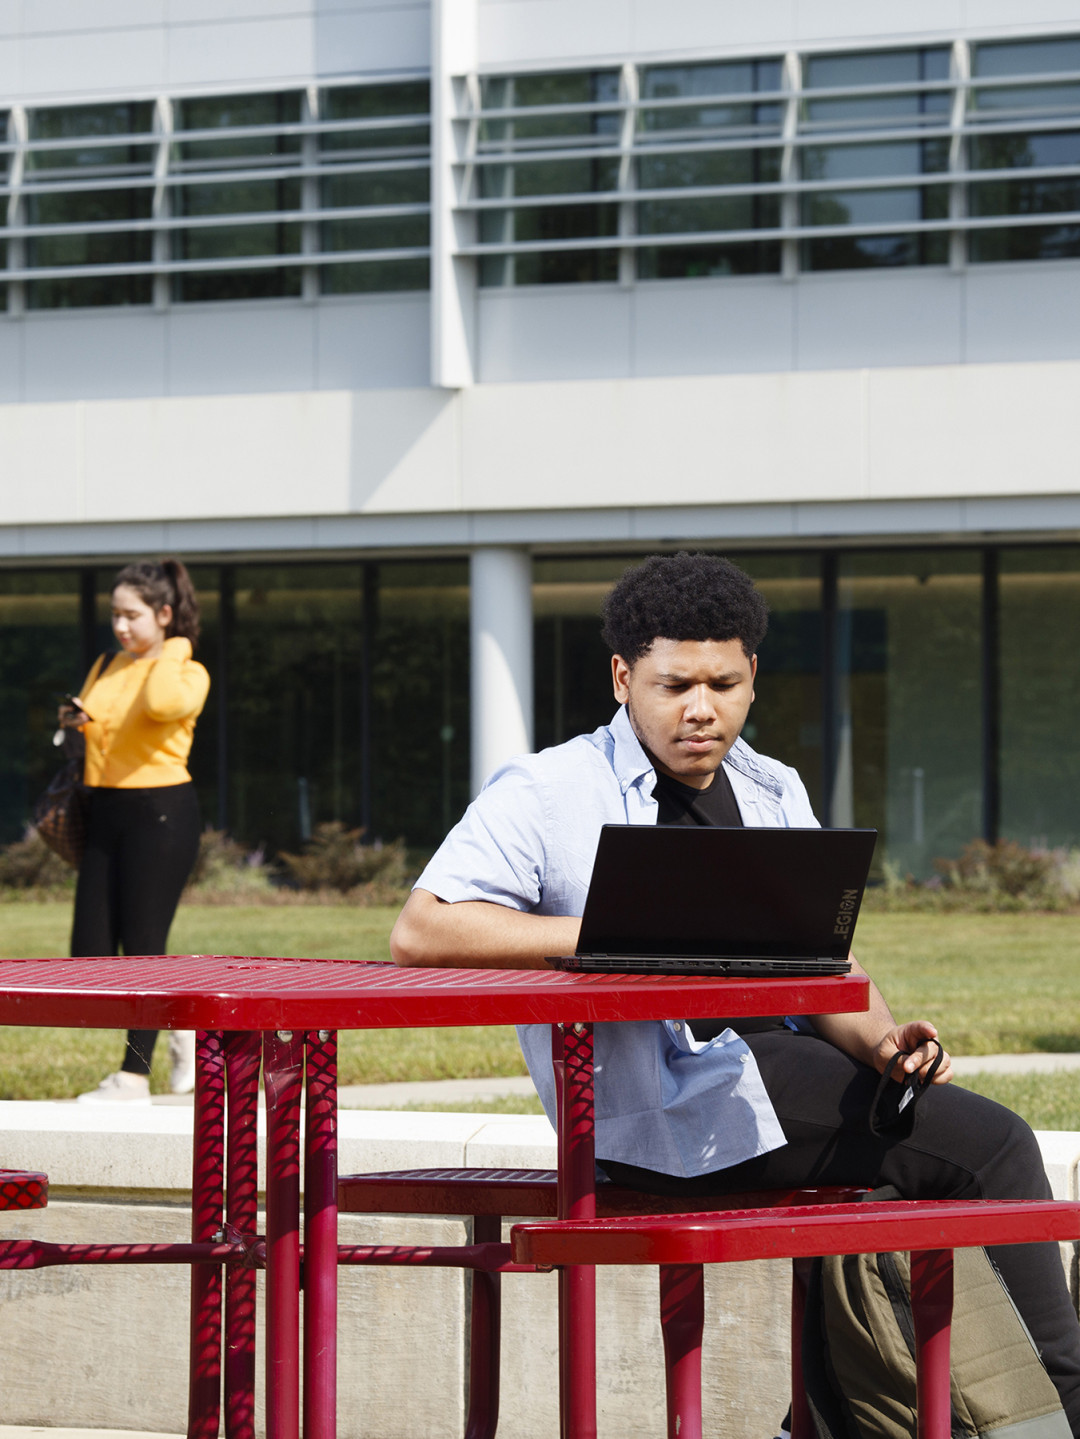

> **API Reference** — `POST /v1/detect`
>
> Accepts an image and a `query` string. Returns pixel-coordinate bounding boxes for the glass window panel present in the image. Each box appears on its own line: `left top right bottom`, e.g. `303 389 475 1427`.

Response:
971 41 1080 117
182 566 220 830
479 157 620 198
803 184 948 227
970 129 1080 170
174 92 302 166
322 170 429 207
970 174 1080 220
23 185 153 308
638 194 780 235
319 82 430 160
479 71 620 145
479 201 618 246
320 257 429 293
26 102 155 175
371 561 470 847
802 138 949 182
481 247 619 286
0 570 83 845
226 564 364 853
803 231 949 270
835 552 982 879
320 213 429 253
639 59 783 140
969 222 1080 263
637 240 781 278
803 48 951 129
638 148 782 189
172 178 301 300
999 548 1080 850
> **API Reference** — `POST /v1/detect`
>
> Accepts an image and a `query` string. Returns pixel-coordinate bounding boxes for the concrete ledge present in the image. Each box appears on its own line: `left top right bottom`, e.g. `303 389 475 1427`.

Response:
1 1104 1078 1439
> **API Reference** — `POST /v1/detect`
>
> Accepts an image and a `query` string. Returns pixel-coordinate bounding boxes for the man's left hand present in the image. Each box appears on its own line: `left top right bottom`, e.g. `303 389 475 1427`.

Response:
874 1020 953 1086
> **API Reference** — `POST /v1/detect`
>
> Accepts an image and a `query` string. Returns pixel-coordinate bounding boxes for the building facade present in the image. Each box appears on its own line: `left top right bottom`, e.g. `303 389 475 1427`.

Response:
1 1 1079 875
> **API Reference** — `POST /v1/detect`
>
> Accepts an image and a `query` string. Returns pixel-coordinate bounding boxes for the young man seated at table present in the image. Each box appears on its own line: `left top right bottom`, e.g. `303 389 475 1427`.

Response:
391 551 1080 1431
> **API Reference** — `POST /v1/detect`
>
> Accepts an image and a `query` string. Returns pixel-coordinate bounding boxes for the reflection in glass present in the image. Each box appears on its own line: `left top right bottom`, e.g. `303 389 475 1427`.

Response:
24 102 155 308
226 565 364 853
1000 548 1080 850
172 92 302 302
371 562 470 847
836 553 982 879
803 48 951 129
0 571 82 844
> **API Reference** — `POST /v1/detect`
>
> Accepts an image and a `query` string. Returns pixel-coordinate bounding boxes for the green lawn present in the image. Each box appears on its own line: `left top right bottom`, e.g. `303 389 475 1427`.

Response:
1 902 1078 1128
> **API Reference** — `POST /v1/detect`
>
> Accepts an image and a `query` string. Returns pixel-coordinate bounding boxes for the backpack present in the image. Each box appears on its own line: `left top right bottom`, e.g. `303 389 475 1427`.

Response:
799 1232 1071 1439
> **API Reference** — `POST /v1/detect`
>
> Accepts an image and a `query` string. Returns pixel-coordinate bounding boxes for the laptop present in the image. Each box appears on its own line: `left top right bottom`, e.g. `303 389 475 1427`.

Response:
547 824 877 977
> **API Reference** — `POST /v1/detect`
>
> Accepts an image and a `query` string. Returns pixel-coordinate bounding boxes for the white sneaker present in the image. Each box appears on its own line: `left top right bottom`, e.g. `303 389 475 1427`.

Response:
168 1031 197 1095
76 1071 152 1105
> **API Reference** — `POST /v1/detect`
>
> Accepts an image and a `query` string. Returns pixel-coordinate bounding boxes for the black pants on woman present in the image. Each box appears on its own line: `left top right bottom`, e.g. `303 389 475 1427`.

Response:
600 1026 1080 1436
71 783 201 1075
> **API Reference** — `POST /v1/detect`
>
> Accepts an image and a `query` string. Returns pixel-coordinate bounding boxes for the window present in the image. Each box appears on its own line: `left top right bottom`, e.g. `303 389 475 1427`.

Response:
800 49 951 270
637 59 783 279
23 102 155 308
476 70 622 285
172 92 303 302
318 81 431 294
969 38 1080 264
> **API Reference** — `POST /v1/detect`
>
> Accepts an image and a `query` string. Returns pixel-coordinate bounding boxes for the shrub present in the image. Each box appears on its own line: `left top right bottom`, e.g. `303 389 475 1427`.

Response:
0 829 76 894
278 822 409 903
869 840 1079 912
185 828 273 901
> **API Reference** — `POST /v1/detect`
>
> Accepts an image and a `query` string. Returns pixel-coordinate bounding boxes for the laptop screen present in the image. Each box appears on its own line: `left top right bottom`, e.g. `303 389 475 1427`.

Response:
576 825 877 960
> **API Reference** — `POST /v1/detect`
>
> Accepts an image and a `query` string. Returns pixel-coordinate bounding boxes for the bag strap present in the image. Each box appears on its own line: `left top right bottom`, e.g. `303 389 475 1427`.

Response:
869 1040 943 1136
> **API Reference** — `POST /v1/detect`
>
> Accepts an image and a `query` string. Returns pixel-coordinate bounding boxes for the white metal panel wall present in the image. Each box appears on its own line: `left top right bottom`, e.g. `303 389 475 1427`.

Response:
0 1 430 103
476 263 1080 382
476 0 1080 68
2 360 1078 528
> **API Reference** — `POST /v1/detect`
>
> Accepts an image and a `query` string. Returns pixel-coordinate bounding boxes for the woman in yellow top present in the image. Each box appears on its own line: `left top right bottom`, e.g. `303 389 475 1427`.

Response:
62 559 210 1105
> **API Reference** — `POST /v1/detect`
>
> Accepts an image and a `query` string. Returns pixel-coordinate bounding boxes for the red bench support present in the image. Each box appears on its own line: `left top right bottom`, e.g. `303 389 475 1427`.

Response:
337 1167 865 1439
0 1169 48 1212
511 1199 1080 1439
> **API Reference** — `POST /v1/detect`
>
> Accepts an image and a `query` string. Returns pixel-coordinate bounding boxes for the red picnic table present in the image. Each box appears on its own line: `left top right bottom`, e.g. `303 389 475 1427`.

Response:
0 955 869 1439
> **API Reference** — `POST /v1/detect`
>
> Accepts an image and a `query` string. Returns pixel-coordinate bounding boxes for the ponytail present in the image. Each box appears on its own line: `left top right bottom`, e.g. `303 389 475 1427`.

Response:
113 557 201 649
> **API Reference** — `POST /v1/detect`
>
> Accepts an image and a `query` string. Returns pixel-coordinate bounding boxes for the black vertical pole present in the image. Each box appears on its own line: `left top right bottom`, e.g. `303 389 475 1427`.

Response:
79 569 97 676
360 564 376 837
820 551 839 829
981 549 1000 845
217 566 234 833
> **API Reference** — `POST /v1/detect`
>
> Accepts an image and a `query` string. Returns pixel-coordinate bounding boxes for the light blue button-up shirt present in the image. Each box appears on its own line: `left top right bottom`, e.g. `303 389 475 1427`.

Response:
416 705 820 1177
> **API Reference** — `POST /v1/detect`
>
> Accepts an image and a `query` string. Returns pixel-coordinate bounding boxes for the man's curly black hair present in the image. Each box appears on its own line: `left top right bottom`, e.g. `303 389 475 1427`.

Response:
600 552 768 663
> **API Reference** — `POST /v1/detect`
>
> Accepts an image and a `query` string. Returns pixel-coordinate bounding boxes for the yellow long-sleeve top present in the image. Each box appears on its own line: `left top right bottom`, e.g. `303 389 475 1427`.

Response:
78 636 211 788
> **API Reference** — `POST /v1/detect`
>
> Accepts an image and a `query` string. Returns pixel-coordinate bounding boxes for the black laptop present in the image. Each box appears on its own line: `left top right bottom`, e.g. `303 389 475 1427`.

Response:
547 824 876 977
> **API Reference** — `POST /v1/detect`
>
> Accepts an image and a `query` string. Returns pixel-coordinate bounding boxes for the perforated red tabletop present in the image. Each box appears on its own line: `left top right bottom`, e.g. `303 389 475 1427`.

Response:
0 956 868 1031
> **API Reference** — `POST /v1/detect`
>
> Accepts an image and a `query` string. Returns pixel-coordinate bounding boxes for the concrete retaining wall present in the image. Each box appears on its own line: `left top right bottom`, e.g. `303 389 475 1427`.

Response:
2 1103 1079 1439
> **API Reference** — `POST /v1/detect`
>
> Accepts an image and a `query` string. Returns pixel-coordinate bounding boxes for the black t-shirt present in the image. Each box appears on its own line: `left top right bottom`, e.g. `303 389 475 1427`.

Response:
653 763 787 1040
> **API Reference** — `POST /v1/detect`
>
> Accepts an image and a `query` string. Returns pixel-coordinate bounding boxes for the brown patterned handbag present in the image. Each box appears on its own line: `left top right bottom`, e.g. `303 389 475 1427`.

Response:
32 727 88 868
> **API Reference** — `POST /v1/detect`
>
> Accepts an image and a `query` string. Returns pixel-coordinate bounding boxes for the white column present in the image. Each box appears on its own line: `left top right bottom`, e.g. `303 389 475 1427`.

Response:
470 547 534 796
431 0 479 388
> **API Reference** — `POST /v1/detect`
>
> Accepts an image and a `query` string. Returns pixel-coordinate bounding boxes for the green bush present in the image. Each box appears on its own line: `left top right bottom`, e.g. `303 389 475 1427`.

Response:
871 840 1079 912
185 828 274 901
278 821 410 904
0 829 75 895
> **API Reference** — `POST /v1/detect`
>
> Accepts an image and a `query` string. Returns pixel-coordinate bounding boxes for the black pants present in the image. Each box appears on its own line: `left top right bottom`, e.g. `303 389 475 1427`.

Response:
71 783 201 1076
600 1027 1080 1435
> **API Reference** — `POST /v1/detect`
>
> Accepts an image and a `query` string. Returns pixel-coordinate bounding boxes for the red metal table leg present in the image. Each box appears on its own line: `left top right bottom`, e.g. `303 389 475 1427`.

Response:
224 1031 262 1439
189 1030 226 1439
466 1213 503 1439
304 1030 338 1439
659 1264 704 1439
911 1248 954 1439
554 1021 597 1439
264 1029 305 1439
